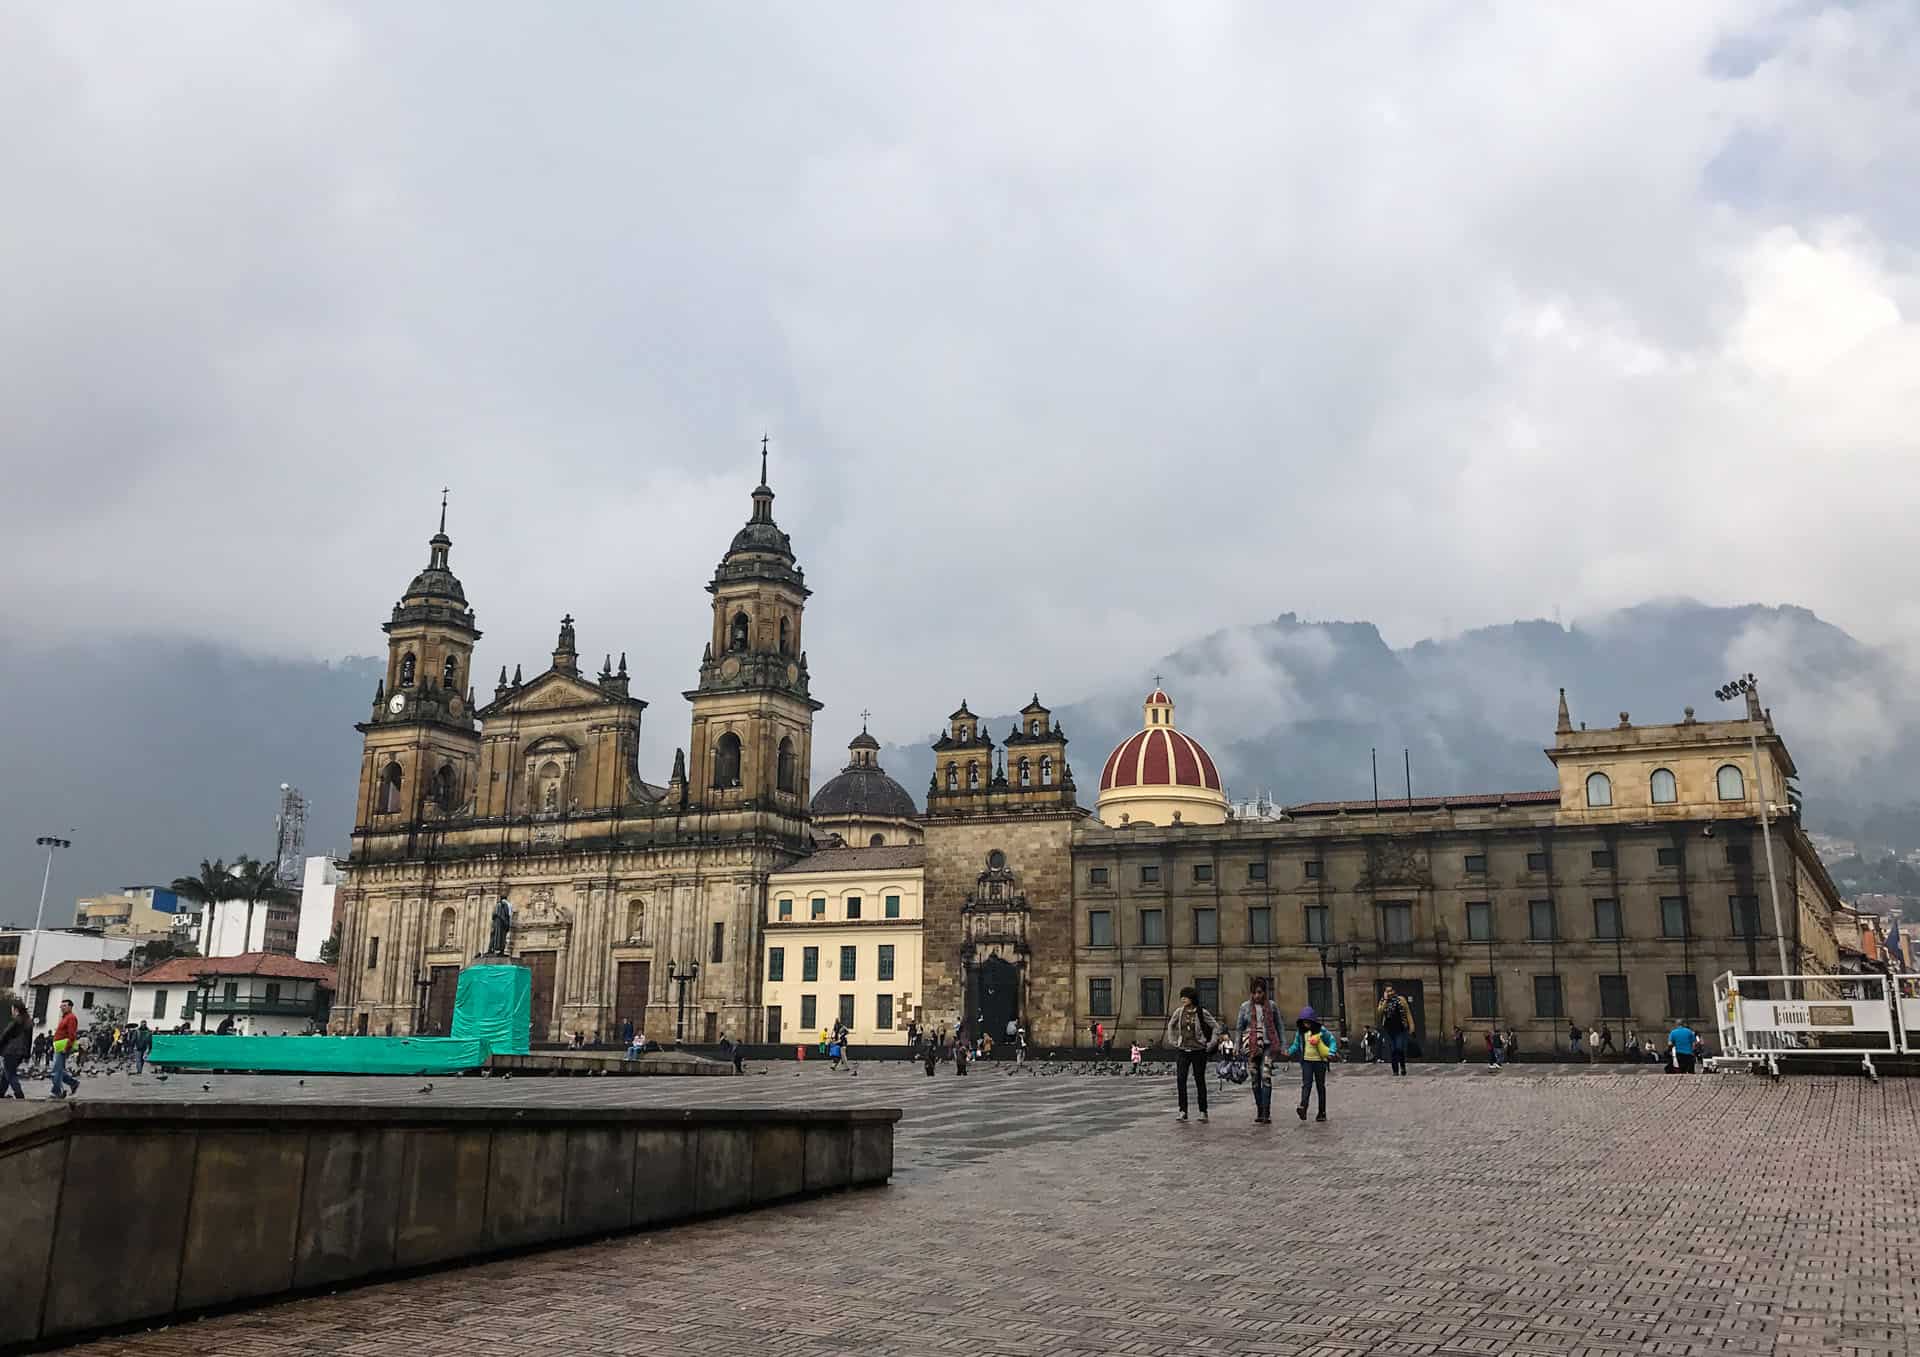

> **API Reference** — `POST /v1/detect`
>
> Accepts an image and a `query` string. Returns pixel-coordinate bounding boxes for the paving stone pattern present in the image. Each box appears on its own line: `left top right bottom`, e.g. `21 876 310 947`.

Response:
51 1064 1920 1357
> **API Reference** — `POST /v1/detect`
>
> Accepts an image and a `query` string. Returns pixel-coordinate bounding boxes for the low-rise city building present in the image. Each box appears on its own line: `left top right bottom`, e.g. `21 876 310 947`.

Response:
0 928 135 1005
130 954 337 1035
72 886 183 941
22 959 134 1034
764 845 924 1046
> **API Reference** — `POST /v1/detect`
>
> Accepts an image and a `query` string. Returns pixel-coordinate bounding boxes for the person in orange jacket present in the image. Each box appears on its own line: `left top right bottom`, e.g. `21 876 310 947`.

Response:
49 999 81 1099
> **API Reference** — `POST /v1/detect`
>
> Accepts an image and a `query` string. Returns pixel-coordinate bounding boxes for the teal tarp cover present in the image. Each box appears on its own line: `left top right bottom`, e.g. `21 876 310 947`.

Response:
149 1034 488 1075
452 963 532 1055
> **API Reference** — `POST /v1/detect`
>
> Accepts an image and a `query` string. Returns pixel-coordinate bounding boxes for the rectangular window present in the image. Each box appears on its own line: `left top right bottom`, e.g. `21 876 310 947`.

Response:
153 990 169 1020
1599 973 1630 1018
1730 896 1760 936
1667 973 1701 1018
1140 977 1166 1016
223 981 238 1003
1527 851 1548 872
767 1004 781 1040
800 994 816 1029
777 897 793 920
1657 846 1681 868
768 948 785 982
1591 849 1614 868
265 982 281 1004
1726 844 1752 866
876 994 893 1030
1529 900 1557 941
1089 867 1109 886
878 944 894 982
1195 977 1220 1015
1304 860 1322 880
1088 977 1114 1016
1140 908 1165 945
83 991 95 1009
1466 902 1492 942
1661 897 1689 939
1464 853 1487 874
1194 908 1218 946
1192 863 1213 883
182 990 194 1019
884 895 901 919
1306 976 1332 1016
1248 861 1268 882
838 994 854 1030
1304 906 1330 945
846 896 862 920
1248 906 1272 944
1088 910 1114 948
1593 898 1622 940
839 945 857 980
711 922 726 964
1533 974 1564 1018
1140 864 1160 885
810 897 825 920
367 936 380 970
1470 975 1498 1019
1380 902 1413 949
802 947 819 982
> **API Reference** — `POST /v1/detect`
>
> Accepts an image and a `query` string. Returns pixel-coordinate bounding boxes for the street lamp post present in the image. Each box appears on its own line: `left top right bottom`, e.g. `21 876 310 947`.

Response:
1715 674 1791 977
20 836 73 1017
667 960 700 1043
1316 942 1361 1042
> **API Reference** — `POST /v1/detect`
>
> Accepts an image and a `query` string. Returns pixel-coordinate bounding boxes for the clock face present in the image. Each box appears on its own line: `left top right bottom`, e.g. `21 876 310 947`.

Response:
388 693 407 714
448 695 463 717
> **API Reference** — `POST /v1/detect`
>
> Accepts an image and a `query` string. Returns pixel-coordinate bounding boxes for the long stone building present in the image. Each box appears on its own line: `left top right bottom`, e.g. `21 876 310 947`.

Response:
332 459 819 1043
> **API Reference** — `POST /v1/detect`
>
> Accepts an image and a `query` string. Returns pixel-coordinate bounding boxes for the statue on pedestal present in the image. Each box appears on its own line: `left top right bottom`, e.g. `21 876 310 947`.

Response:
488 897 512 956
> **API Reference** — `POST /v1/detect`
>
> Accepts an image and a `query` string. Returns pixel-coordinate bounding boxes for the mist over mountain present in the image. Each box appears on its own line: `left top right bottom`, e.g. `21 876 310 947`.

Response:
5 600 1916 914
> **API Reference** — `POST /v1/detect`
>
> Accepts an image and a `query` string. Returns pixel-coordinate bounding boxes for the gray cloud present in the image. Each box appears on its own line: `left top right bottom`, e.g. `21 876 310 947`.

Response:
3 0 1919 790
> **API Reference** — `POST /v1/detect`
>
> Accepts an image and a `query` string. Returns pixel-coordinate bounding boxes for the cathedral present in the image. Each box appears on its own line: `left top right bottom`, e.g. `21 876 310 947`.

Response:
332 451 819 1043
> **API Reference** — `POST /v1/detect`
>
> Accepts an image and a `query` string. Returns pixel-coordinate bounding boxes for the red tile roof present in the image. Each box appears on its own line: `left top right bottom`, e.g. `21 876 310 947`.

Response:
133 952 337 986
1284 790 1560 816
27 960 134 989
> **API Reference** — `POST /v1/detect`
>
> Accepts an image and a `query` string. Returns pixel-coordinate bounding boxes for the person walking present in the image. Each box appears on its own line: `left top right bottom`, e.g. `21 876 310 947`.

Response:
132 1021 152 1075
1452 1025 1466 1063
921 1030 938 1077
1485 1027 1503 1068
1164 985 1220 1123
1668 1018 1699 1073
1 999 30 1099
1587 1026 1600 1063
1376 986 1414 1076
1016 1025 1027 1067
1600 1024 1616 1057
1567 1021 1582 1057
1288 1006 1338 1121
1235 979 1286 1124
49 999 82 1100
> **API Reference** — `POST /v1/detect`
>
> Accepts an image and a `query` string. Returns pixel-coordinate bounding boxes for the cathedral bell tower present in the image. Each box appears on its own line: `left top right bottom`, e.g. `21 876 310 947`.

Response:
352 496 484 838
684 440 822 816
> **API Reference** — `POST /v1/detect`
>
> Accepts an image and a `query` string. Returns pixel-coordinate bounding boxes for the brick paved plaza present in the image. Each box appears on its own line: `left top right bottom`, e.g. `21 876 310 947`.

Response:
46 1063 1920 1356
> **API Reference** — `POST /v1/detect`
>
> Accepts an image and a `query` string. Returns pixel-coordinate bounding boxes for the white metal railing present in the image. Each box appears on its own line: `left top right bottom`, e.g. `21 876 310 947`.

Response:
1712 972 1913 1079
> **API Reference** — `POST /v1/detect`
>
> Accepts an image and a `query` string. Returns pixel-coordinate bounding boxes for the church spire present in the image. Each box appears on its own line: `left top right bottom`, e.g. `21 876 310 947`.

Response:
1556 687 1572 734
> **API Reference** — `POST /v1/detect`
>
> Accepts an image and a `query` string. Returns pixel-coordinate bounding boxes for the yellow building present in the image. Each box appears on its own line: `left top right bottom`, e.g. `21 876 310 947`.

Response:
1095 687 1229 828
763 845 924 1046
73 887 179 941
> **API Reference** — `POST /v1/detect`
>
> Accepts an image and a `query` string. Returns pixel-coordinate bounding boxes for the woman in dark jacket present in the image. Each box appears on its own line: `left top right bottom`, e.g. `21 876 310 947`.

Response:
1 999 31 1099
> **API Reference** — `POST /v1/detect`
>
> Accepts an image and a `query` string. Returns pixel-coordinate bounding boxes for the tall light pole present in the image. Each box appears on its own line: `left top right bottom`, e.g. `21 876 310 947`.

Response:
20 836 73 1016
1715 675 1790 977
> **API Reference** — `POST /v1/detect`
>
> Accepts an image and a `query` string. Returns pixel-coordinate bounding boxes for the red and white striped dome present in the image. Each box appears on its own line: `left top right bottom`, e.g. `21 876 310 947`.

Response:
1099 688 1221 792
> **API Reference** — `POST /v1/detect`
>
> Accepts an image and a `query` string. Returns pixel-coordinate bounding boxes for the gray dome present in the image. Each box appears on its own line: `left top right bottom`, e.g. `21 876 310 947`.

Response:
812 764 918 819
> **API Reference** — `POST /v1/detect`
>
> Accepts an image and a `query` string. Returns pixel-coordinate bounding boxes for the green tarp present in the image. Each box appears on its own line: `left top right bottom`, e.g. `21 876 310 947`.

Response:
452 962 532 1055
149 1034 489 1075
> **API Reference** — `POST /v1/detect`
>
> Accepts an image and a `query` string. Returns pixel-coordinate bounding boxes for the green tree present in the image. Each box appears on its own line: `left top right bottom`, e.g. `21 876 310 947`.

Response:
318 922 341 966
170 859 240 957
128 935 198 970
231 856 298 955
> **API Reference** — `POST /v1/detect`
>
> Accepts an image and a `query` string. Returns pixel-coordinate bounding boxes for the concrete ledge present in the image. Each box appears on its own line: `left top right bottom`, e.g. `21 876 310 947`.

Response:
0 1100 897 1350
487 1050 734 1077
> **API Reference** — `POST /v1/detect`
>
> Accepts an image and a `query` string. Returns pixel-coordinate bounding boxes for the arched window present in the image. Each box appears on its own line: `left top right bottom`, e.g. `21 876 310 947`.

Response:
777 737 796 793
713 732 742 788
443 655 460 689
987 850 1007 870
1040 755 1054 786
778 617 790 654
377 761 403 814
438 907 457 949
399 653 416 688
1029 719 1039 735
1018 757 1031 787
869 833 885 848
729 612 750 651
1716 764 1745 801
945 763 957 791
538 760 563 812
1650 768 1678 805
433 762 458 811
1585 772 1612 808
967 762 980 789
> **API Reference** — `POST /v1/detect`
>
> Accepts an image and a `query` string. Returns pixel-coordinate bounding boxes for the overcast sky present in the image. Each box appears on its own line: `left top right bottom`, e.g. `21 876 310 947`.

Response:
3 2 1917 766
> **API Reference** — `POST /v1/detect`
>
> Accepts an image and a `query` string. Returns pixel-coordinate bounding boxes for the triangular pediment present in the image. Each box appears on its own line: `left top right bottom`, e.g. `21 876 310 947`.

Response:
479 669 631 719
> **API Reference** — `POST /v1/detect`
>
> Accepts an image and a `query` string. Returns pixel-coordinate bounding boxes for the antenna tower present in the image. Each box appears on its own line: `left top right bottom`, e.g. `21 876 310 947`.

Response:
273 783 308 884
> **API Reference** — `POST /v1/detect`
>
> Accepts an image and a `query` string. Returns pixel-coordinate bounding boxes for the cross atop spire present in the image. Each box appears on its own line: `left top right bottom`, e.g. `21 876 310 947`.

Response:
439 486 449 535
860 708 871 731
760 433 770 488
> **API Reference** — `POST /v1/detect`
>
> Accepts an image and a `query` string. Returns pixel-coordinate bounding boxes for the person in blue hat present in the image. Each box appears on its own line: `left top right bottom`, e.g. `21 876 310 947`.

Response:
1287 1005 1338 1121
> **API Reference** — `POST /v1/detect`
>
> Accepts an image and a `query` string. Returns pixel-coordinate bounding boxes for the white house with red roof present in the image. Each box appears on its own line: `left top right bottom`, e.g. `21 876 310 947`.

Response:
1095 687 1230 828
22 959 135 1036
129 953 338 1035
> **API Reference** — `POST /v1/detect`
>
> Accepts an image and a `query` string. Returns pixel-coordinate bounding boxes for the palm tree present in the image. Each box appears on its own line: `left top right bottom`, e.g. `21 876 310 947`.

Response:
171 859 239 958
231 856 298 955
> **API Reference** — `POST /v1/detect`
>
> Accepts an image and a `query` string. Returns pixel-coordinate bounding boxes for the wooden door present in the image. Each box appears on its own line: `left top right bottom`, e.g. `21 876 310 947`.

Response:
615 961 650 1038
524 951 558 1043
426 965 459 1035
